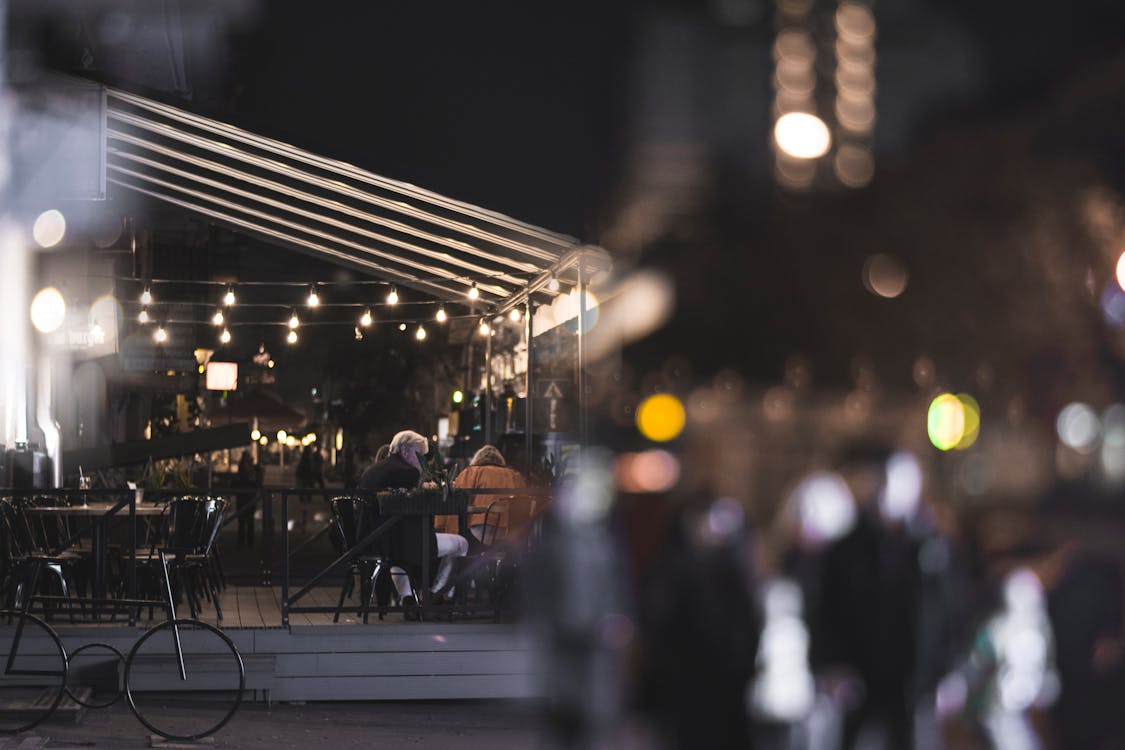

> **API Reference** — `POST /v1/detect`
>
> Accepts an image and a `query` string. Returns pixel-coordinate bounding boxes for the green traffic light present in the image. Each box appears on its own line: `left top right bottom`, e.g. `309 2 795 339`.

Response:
452 389 464 404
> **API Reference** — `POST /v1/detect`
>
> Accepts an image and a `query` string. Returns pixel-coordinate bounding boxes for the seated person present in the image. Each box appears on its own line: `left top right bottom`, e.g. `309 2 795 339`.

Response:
437 445 527 544
357 430 468 605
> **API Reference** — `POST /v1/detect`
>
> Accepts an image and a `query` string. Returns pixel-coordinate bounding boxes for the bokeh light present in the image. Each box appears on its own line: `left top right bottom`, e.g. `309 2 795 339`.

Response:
32 209 66 248
1056 402 1099 454
928 393 965 451
636 393 687 442
774 112 832 159
1100 281 1125 328
862 253 907 298
1116 251 1125 291
30 287 66 333
615 450 681 493
793 472 856 545
881 451 922 521
834 144 875 188
955 393 981 450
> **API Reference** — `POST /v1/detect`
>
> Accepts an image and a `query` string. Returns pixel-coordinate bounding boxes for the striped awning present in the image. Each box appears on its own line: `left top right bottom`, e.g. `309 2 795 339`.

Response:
105 87 598 305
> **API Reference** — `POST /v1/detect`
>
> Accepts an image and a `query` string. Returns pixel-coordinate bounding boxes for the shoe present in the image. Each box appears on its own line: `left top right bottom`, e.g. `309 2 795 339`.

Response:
401 595 420 621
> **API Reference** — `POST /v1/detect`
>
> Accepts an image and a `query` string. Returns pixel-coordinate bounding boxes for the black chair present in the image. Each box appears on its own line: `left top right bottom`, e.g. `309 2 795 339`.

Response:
135 497 225 621
0 498 84 618
329 496 425 622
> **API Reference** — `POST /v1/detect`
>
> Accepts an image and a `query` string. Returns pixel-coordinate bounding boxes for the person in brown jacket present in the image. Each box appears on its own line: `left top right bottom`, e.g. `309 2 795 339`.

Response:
439 445 527 543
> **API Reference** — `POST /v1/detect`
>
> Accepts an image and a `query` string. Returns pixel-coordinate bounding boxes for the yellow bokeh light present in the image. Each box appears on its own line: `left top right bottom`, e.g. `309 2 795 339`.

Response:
927 393 965 451
636 393 687 443
955 393 980 450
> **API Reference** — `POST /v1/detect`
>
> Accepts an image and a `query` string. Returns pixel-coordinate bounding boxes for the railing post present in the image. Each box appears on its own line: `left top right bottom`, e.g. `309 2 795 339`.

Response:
261 489 273 586
281 491 289 628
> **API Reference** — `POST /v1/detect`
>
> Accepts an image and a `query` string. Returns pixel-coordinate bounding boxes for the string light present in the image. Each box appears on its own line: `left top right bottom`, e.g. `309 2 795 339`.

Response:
359 308 373 327
220 328 232 344
223 287 236 306
435 305 447 323
354 326 364 341
138 308 149 324
479 320 490 336
307 285 320 307
468 283 480 301
153 325 168 343
212 309 224 326
398 323 407 331
287 330 298 344
547 278 560 292
415 325 427 341
140 288 153 305
386 287 399 305
288 311 300 329
509 308 521 322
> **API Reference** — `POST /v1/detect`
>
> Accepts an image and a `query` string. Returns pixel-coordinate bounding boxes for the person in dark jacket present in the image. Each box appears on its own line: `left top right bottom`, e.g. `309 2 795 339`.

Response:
356 430 468 607
234 451 258 547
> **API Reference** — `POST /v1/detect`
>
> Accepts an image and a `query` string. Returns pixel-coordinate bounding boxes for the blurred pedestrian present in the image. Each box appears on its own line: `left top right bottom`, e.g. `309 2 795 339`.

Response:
234 450 259 548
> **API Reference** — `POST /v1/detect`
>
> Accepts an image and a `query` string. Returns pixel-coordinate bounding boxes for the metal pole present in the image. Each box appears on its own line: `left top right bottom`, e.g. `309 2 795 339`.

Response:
576 257 588 447
281 491 289 628
525 297 534 477
484 315 493 445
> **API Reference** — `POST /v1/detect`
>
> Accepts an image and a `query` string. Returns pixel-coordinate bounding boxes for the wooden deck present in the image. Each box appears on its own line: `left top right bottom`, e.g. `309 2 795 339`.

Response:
8 584 540 702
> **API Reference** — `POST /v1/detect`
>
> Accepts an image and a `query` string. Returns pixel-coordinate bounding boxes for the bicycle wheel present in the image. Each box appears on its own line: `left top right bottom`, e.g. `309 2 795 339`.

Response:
65 642 124 708
0 609 68 734
124 619 244 741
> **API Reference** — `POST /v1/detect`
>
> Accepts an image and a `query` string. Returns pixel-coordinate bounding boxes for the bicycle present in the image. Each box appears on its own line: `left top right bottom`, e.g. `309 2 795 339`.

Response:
0 551 245 741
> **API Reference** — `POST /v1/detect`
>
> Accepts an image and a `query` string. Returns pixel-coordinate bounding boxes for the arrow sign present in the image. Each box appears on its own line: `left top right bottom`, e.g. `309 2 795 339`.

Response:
536 379 570 399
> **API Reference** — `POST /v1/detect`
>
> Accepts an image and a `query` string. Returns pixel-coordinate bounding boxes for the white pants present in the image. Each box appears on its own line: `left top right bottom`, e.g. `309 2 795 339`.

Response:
390 532 469 599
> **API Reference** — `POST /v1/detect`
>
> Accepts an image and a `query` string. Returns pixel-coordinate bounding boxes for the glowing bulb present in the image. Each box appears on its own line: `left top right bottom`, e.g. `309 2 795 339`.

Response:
415 325 427 341
140 288 153 306
138 308 149 324
153 326 168 344
32 209 66 248
288 312 300 329
452 389 464 404
360 309 373 327
509 308 521 322
479 321 490 336
90 322 104 342
220 328 231 344
30 287 66 333
259 436 268 446
435 306 447 323
287 330 298 344
774 112 832 159
251 429 261 441
468 283 480 301
267 360 275 368
548 278 560 292
307 286 320 307
398 323 407 331
223 287 236 306
277 430 287 442
212 309 224 326
386 287 399 305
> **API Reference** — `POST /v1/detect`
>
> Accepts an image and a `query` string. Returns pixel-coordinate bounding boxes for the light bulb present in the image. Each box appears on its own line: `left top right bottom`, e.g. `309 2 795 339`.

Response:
398 323 407 331
267 359 275 368
509 308 521 322
415 326 427 341
154 326 168 343
223 287 236 306
138 308 149 324
479 321 490 336
360 309 373 327
220 328 231 344
547 278 560 292
436 306 447 323
467 283 480 300
307 286 320 307
287 330 298 344
212 309 224 326
141 288 153 305
288 312 300 329
386 287 399 305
